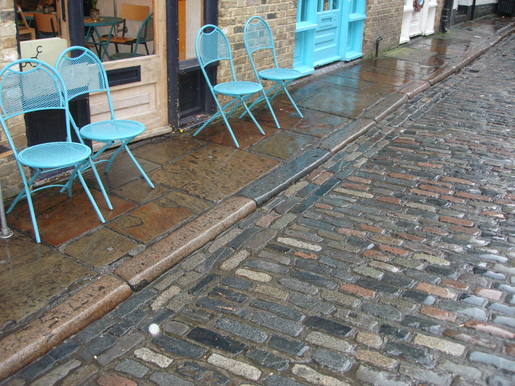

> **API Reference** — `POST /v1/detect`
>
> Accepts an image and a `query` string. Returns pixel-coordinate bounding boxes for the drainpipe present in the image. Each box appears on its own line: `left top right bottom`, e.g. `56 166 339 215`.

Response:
441 0 453 33
471 0 476 20
0 183 13 239
375 37 383 57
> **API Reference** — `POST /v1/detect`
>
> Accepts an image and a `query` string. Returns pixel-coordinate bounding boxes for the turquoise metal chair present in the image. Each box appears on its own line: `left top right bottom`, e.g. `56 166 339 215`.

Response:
55 46 155 188
109 13 154 60
0 59 111 243
194 24 274 148
243 16 304 126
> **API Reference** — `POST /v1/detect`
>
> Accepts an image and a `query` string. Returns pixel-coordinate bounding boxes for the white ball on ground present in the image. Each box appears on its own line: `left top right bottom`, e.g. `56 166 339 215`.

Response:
148 323 160 336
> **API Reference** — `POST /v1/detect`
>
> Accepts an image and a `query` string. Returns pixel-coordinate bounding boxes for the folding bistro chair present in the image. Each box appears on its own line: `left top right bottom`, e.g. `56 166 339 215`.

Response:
110 13 153 60
55 46 154 188
0 59 111 243
243 16 304 127
194 24 274 148
16 5 36 40
102 4 151 56
33 12 58 38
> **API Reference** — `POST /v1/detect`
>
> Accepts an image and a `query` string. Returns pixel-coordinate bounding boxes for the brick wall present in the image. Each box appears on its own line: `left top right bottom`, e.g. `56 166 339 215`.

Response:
362 0 405 58
217 0 298 85
0 0 25 199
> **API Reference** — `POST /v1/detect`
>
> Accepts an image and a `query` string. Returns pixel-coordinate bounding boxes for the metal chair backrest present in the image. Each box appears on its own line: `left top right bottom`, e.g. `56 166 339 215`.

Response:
0 59 72 154
123 12 153 57
34 12 58 37
196 24 236 85
138 13 154 45
16 5 36 40
244 16 280 70
119 3 150 21
55 46 116 120
118 3 150 40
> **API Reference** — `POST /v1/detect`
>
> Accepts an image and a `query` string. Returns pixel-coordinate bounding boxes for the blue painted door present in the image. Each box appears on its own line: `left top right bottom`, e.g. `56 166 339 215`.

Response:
314 0 343 66
294 0 366 74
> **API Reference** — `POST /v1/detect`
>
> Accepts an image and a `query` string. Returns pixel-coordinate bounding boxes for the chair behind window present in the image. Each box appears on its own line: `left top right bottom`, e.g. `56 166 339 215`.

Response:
34 13 58 38
16 5 36 40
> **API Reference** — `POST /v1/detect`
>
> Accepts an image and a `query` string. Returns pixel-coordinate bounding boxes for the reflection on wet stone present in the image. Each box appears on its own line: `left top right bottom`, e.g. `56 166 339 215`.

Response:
186 327 245 354
208 286 249 303
177 361 230 385
305 316 353 337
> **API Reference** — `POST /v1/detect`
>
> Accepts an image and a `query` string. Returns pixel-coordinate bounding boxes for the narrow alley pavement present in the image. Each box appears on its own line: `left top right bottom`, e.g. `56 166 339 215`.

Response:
3 28 514 385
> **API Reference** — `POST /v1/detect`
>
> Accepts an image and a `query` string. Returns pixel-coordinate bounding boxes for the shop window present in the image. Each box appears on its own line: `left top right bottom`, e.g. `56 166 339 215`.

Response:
16 0 156 63
178 0 203 61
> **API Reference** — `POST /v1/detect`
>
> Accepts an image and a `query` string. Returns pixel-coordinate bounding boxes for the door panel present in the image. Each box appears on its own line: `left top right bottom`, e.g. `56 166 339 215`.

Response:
314 0 342 66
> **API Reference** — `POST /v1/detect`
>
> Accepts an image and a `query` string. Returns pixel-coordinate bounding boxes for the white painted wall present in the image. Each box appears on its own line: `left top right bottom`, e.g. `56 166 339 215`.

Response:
458 0 498 5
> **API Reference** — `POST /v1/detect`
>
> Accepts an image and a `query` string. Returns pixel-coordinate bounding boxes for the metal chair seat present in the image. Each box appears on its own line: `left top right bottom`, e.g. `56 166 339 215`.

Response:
80 120 145 142
18 142 92 169
109 13 154 61
259 68 302 82
214 81 263 97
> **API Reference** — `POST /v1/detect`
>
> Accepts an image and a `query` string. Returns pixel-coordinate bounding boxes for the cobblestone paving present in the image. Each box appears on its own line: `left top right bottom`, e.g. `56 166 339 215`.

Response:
4 36 514 386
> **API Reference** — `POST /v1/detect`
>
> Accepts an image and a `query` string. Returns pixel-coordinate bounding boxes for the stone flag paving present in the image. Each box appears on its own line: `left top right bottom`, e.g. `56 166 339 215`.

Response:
3 34 515 386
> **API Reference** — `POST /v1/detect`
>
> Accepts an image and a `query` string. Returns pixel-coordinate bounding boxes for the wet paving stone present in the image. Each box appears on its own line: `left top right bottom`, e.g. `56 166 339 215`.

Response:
268 335 310 357
313 348 352 372
246 348 290 371
176 361 230 385
151 334 206 359
186 327 245 354
304 316 352 337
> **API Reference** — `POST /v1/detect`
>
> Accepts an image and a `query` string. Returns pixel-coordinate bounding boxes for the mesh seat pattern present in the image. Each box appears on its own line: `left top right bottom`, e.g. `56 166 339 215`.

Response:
18 142 91 169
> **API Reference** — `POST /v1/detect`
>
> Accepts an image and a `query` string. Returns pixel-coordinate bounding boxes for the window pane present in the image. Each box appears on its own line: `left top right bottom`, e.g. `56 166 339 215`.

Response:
81 0 155 62
299 0 309 22
179 0 203 61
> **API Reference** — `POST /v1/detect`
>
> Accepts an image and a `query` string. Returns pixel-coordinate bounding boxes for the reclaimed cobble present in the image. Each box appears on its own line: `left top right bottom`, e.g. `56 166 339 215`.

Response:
3 23 514 386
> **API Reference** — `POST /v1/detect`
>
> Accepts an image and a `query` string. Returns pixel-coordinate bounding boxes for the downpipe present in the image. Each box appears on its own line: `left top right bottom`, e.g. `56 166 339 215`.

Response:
441 0 453 33
375 36 383 57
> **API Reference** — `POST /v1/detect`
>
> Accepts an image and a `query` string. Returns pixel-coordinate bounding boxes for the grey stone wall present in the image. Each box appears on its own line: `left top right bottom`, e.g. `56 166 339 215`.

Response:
0 0 25 199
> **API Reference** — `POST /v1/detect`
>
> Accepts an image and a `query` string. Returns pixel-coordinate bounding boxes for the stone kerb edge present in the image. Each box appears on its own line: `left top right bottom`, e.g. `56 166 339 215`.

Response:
0 276 132 382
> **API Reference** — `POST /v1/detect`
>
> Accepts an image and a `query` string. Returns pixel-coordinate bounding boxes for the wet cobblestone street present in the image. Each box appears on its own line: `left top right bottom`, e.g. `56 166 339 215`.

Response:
2 28 515 386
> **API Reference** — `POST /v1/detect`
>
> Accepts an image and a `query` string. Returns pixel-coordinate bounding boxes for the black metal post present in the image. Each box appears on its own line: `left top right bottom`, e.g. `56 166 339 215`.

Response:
441 0 453 33
68 0 86 47
471 0 477 19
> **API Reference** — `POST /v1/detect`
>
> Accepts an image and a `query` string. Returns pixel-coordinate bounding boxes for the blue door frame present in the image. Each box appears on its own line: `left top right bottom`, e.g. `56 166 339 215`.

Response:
294 0 366 75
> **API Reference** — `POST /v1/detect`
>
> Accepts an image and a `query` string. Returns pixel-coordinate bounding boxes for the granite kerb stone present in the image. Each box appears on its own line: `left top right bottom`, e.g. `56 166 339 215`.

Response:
239 148 332 206
361 93 409 123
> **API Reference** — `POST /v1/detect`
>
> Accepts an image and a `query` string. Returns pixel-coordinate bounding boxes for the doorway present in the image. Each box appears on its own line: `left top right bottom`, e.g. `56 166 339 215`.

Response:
294 0 366 75
174 0 217 128
314 0 343 67
400 0 438 44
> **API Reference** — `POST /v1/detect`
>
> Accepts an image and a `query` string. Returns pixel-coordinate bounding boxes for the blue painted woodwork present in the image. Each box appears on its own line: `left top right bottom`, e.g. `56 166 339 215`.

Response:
294 0 366 74
314 0 343 67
